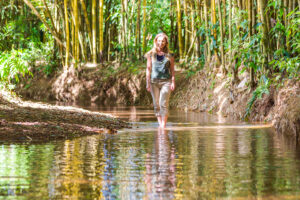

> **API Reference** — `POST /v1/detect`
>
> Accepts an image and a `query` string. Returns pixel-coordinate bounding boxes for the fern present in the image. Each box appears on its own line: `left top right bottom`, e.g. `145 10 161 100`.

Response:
0 49 33 85
244 75 270 120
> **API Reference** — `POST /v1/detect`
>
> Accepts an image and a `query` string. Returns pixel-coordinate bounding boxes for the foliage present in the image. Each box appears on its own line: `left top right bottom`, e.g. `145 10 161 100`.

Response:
26 39 58 76
270 55 300 79
183 57 205 78
0 49 33 88
268 10 300 79
0 0 299 92
0 1 58 88
244 75 270 120
0 39 56 88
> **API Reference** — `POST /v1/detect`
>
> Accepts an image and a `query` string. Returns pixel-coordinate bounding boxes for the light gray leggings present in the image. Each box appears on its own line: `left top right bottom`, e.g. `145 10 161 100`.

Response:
150 79 172 118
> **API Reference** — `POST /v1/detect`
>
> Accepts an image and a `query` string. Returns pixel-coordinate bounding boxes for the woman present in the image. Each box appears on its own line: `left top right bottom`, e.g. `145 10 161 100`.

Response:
145 33 175 128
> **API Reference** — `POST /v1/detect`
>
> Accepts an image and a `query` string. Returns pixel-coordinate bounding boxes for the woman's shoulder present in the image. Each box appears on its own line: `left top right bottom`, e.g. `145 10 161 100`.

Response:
167 52 175 59
144 50 174 59
144 50 155 59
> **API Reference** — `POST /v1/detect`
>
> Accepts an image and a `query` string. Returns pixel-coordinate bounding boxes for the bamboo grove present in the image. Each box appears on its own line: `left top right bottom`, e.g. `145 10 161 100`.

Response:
0 0 299 86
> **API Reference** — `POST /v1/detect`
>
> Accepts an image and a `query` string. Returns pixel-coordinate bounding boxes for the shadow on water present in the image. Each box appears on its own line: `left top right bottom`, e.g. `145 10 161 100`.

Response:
0 105 300 199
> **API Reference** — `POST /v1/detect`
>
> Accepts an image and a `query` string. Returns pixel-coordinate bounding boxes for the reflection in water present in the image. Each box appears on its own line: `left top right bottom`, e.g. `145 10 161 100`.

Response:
0 106 300 199
145 129 175 199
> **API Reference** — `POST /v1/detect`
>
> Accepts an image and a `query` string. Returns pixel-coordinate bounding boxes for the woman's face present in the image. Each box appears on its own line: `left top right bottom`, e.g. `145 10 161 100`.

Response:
156 36 167 49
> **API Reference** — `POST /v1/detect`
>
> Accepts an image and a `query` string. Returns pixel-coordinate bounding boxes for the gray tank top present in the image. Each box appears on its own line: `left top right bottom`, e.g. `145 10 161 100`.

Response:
151 53 171 80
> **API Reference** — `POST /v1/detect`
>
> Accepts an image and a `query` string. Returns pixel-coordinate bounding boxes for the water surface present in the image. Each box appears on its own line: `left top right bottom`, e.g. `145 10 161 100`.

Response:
1 106 300 199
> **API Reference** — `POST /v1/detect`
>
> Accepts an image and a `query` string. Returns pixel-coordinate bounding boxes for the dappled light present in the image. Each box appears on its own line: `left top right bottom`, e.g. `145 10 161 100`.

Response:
0 92 130 142
0 0 299 199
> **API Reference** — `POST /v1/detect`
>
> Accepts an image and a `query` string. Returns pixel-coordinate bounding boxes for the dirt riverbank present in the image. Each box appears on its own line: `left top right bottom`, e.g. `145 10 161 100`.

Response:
172 69 300 143
16 62 300 143
0 89 131 142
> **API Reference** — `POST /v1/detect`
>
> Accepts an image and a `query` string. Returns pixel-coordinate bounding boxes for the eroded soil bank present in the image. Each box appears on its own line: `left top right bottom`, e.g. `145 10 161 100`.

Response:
0 89 131 142
16 62 300 143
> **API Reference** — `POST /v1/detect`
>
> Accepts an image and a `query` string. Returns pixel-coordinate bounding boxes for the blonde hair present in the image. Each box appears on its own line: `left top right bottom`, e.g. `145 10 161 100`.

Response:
145 33 170 58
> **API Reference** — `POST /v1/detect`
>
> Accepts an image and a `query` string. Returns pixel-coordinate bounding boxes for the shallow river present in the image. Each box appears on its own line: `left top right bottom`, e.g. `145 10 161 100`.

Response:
1 105 300 199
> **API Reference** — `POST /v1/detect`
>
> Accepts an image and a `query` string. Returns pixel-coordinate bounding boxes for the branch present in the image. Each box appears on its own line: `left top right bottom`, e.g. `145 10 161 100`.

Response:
42 0 58 35
23 0 65 50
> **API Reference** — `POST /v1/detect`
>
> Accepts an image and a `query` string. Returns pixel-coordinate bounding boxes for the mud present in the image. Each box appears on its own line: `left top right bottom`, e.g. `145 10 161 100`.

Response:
0 89 131 142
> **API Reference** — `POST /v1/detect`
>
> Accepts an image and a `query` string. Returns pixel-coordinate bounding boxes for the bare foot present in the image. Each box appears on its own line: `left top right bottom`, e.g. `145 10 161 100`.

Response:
157 116 162 127
160 123 166 129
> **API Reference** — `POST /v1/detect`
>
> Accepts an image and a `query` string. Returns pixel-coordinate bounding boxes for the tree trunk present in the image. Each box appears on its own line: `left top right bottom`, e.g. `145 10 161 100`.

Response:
217 0 226 73
252 0 256 35
283 0 288 26
142 0 147 55
190 1 195 59
71 0 75 58
170 0 174 51
204 0 211 61
79 0 93 58
184 0 189 57
229 0 238 83
195 0 202 59
92 0 97 63
211 0 219 64
222 0 226 37
74 0 79 64
257 0 269 73
135 0 141 59
42 0 58 35
287 0 294 52
121 0 128 59
99 0 104 63
103 0 112 61
248 0 255 88
176 0 184 60
64 0 70 67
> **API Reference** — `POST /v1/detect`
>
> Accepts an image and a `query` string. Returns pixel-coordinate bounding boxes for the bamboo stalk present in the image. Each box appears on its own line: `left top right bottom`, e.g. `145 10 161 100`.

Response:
184 0 189 57
248 0 255 87
92 0 97 63
217 0 226 73
135 0 141 59
79 0 93 57
258 0 269 73
121 0 128 59
195 0 202 58
211 0 219 61
176 0 184 60
74 0 79 63
42 0 58 35
204 0 211 61
142 0 147 55
99 0 104 62
64 0 70 67
190 1 195 59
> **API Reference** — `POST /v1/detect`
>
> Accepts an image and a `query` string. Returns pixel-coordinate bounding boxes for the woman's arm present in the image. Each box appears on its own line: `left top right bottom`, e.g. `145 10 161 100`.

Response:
146 55 152 92
170 56 175 91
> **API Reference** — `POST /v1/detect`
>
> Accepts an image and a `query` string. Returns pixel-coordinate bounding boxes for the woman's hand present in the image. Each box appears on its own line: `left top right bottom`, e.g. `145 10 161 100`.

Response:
170 56 175 92
147 85 151 92
146 81 151 92
146 56 152 92
170 81 175 91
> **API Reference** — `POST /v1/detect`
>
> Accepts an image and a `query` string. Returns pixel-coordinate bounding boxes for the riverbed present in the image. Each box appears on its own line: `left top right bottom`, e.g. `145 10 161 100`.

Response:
0 105 299 199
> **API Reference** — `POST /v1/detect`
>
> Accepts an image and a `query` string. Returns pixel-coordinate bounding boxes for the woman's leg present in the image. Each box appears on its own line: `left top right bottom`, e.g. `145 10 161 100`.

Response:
159 81 171 128
150 82 162 126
